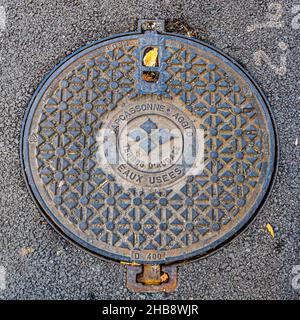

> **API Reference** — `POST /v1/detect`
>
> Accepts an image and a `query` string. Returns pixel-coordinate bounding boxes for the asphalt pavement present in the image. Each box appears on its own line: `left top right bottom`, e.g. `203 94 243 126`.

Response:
0 0 299 299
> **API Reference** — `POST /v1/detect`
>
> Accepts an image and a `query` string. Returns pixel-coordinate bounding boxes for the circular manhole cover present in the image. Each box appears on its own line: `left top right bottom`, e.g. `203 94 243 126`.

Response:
21 21 276 264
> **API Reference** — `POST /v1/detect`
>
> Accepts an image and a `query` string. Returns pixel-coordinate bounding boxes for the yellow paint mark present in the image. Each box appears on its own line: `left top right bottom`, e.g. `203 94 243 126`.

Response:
143 47 158 67
266 223 275 238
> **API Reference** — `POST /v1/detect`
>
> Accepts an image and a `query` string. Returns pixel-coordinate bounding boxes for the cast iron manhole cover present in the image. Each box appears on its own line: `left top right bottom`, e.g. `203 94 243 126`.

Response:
21 20 276 272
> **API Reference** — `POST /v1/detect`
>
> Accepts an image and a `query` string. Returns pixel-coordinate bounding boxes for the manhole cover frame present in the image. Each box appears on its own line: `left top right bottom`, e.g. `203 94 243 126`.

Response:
20 21 278 266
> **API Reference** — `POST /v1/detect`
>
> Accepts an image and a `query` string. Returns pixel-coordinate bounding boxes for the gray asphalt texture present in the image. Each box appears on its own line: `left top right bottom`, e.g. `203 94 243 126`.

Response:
0 0 299 300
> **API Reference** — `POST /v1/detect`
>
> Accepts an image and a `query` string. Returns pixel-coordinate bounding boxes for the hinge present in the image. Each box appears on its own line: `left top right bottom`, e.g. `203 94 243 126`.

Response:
126 264 177 292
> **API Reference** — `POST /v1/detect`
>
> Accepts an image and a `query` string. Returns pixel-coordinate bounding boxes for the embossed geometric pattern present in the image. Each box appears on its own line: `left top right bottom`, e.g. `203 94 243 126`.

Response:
22 34 275 263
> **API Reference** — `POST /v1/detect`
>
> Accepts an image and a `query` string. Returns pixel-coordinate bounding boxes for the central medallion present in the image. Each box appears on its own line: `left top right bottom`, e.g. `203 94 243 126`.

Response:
98 99 203 190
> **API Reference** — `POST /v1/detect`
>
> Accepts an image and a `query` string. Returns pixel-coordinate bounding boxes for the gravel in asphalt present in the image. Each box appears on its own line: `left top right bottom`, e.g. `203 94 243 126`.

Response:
0 0 299 299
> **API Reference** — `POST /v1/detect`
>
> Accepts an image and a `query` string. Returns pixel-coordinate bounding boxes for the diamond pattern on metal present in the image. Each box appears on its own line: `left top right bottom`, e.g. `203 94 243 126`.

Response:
22 32 276 264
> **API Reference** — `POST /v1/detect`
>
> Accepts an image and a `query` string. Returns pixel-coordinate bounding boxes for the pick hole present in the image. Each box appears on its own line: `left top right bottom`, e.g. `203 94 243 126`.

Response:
142 71 159 82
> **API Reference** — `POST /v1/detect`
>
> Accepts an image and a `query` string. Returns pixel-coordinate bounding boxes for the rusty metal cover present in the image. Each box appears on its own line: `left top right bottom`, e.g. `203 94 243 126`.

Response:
21 20 276 265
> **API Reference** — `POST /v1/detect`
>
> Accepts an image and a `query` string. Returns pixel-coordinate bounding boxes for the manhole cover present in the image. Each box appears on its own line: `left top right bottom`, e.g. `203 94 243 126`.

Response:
21 20 276 271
